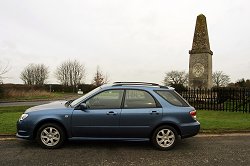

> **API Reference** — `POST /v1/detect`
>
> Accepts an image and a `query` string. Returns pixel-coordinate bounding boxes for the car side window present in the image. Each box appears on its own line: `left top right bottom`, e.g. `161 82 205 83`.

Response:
85 90 124 109
124 90 157 108
155 90 189 107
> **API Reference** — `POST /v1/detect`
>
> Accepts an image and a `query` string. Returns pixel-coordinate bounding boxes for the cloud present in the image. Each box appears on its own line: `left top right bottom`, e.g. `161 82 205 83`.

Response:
0 0 250 84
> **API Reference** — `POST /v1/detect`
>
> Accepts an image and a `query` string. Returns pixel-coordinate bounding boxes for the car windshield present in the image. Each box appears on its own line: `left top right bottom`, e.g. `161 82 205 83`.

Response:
69 87 101 107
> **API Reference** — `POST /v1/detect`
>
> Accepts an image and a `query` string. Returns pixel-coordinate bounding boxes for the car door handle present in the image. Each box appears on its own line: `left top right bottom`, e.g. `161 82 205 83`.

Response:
106 111 117 115
150 110 159 115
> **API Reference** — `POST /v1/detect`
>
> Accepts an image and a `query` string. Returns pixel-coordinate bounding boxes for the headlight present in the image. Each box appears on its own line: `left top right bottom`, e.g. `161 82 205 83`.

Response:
19 114 29 121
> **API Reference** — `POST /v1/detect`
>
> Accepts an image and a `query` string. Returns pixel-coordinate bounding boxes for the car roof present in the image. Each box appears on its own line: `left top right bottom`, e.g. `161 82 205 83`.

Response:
100 82 174 91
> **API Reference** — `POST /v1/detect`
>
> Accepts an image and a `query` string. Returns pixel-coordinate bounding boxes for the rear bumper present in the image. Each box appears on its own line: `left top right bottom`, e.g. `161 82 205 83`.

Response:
180 121 200 139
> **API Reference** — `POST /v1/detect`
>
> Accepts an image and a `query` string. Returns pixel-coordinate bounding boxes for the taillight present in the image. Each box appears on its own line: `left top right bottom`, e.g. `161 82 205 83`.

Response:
190 110 197 120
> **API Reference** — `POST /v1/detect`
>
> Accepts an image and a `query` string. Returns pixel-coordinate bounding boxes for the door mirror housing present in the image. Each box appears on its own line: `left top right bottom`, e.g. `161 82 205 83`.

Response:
78 103 87 110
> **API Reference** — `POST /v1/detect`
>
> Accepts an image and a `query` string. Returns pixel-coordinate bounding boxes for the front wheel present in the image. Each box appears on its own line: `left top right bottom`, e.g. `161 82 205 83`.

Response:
152 125 178 150
36 123 65 149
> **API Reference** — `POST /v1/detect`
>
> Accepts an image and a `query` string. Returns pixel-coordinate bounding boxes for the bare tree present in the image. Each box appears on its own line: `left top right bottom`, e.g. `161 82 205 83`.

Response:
20 64 49 85
92 66 108 87
163 70 188 86
55 60 85 86
0 61 10 83
35 64 50 85
212 71 230 87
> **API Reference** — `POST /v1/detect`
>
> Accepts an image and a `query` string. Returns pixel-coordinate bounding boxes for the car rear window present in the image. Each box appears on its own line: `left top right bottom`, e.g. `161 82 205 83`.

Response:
155 90 189 107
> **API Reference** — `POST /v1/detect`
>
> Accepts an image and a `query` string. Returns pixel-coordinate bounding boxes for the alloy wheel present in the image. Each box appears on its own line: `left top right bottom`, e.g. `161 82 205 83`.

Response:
40 127 61 147
156 129 175 148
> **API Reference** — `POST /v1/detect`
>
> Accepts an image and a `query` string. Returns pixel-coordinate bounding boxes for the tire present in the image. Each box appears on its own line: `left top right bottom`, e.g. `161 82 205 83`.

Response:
152 125 178 150
36 123 65 149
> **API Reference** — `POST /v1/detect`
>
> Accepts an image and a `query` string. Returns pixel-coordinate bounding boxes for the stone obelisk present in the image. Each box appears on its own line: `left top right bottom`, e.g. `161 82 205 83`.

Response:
189 14 213 89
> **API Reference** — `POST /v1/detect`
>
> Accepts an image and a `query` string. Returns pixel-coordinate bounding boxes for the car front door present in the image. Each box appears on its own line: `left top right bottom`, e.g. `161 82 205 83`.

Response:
71 89 124 138
119 89 162 138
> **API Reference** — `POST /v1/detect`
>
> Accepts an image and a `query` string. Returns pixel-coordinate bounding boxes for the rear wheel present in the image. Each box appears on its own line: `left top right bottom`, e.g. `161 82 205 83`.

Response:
152 125 178 150
36 123 65 149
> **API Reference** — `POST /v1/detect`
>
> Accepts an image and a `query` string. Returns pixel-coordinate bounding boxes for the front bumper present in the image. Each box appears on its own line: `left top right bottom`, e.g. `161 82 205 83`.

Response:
16 133 31 139
16 120 33 140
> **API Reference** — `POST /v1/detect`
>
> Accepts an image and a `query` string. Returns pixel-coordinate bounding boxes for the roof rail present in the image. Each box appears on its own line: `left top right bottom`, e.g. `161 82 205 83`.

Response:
113 82 161 87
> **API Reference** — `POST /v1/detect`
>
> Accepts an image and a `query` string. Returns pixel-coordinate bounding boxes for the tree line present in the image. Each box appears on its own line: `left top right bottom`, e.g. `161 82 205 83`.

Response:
1 60 249 89
163 70 250 89
20 60 108 87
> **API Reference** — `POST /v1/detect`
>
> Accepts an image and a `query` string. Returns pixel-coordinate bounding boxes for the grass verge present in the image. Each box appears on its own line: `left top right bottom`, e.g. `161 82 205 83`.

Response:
0 106 250 135
0 106 31 134
198 110 250 133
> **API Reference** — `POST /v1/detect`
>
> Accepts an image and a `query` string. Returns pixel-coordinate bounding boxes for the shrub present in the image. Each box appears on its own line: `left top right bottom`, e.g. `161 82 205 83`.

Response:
0 85 3 98
4 89 52 98
1 83 97 95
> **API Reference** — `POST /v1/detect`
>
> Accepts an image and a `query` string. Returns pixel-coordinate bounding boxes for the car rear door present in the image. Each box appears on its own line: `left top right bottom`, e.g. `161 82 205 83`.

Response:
119 89 162 138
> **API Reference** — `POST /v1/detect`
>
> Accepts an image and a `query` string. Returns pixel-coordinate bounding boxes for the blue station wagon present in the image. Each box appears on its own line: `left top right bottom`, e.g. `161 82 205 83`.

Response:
17 82 200 150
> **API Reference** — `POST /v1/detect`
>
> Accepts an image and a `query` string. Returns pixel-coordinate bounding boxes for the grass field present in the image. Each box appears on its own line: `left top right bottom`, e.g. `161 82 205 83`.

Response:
0 106 250 134
0 106 30 134
198 110 250 132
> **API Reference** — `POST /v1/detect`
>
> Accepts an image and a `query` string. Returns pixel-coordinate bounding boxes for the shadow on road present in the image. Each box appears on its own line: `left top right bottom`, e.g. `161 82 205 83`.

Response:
17 138 194 151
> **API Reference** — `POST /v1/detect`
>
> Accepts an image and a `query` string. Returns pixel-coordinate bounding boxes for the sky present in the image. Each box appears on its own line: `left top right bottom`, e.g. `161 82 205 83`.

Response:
0 0 249 84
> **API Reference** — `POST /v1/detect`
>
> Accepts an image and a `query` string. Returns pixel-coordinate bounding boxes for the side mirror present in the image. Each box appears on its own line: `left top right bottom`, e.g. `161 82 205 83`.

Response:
78 103 87 110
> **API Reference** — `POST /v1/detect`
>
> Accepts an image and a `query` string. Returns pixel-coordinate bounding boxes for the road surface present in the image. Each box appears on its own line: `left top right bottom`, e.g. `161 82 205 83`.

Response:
0 135 249 166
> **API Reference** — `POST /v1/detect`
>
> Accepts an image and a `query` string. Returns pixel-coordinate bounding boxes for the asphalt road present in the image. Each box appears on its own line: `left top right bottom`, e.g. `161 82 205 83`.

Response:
0 135 249 166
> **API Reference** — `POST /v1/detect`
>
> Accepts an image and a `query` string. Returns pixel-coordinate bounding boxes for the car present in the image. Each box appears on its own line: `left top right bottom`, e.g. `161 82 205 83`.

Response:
17 82 200 150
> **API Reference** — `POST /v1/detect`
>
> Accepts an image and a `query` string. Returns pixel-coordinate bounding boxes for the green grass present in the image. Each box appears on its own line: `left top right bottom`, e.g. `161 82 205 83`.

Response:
198 110 250 132
0 106 31 134
0 106 250 134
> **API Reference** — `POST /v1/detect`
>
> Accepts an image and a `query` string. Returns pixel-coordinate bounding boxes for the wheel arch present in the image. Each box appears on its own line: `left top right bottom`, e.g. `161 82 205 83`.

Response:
33 119 68 139
150 122 182 138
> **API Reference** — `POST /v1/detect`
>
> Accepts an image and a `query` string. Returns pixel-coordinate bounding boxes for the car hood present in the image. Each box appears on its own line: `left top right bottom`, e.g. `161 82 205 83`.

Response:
25 100 68 113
